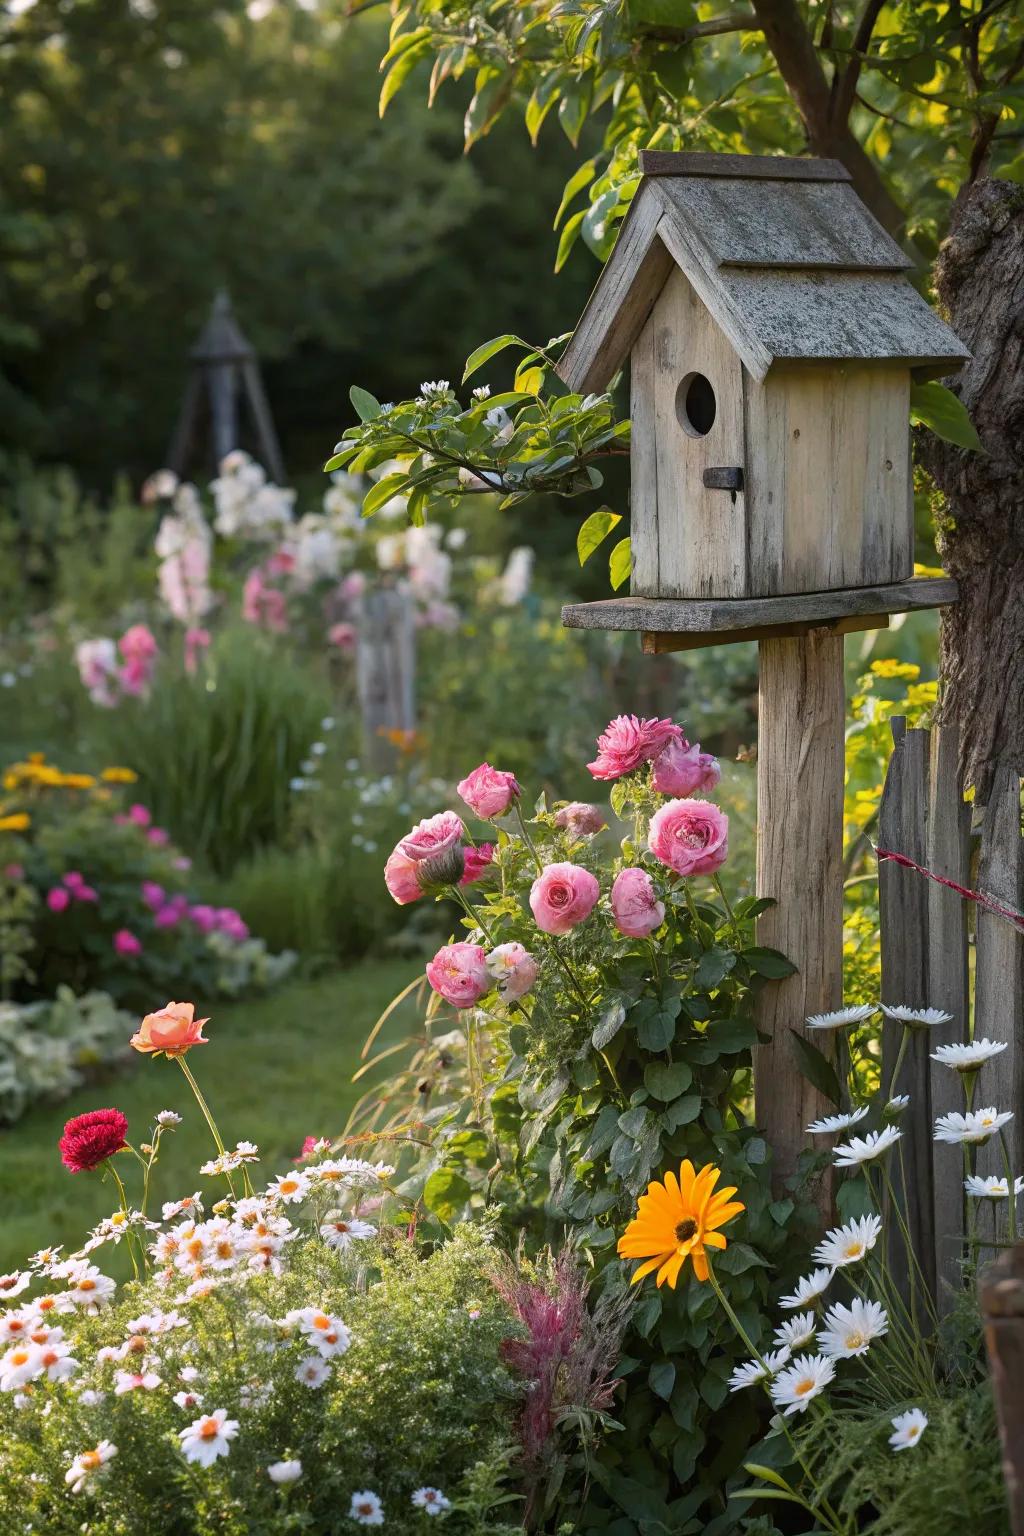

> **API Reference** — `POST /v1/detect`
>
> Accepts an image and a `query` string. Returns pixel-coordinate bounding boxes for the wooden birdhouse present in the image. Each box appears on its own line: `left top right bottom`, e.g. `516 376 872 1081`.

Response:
559 151 968 650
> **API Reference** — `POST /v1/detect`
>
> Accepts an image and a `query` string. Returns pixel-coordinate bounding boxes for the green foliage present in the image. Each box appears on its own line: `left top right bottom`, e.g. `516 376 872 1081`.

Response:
911 382 984 453
0 987 132 1126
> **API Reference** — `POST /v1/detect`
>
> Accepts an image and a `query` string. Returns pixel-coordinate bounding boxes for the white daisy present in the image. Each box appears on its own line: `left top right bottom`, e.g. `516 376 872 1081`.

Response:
64 1264 117 1311
35 1340 78 1382
411 1487 451 1515
65 1440 117 1495
880 1005 952 1027
0 1344 42 1391
268 1459 303 1484
931 1039 1008 1072
0 1311 33 1346
805 1005 877 1031
813 1214 883 1269
179 1408 239 1467
886 1095 910 1116
779 1268 833 1310
114 1369 162 1394
288 1308 351 1358
173 1390 203 1410
0 1272 30 1300
162 1194 204 1222
349 1490 385 1525
28 1246 63 1274
295 1354 329 1389
806 1106 869 1135
889 1407 928 1450
769 1354 836 1415
833 1126 902 1167
819 1298 889 1358
267 1172 311 1205
934 1107 1013 1145
727 1346 791 1392
320 1214 377 1252
965 1174 1024 1198
774 1312 817 1352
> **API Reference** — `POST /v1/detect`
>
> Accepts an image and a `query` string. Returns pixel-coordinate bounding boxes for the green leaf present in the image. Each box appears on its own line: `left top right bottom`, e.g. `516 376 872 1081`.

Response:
788 1029 843 1108
554 209 585 273
706 1017 757 1054
362 471 408 519
649 1360 676 1400
694 948 736 990
743 1464 797 1494
742 946 796 979
661 1094 701 1131
910 381 982 452
379 37 432 116
592 996 627 1050
422 1166 471 1222
349 385 381 423
554 156 599 230
462 333 527 384
609 536 632 590
576 507 622 565
633 997 679 1052
643 1060 693 1102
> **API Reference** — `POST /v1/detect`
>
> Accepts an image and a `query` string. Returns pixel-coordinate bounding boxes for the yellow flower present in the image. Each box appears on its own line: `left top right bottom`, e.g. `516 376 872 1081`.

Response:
101 766 138 784
56 773 97 790
869 660 920 682
617 1160 745 1288
0 813 30 833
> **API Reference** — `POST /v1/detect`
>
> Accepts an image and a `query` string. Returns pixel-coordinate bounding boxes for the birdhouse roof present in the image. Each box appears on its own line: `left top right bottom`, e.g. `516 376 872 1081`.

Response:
557 152 969 391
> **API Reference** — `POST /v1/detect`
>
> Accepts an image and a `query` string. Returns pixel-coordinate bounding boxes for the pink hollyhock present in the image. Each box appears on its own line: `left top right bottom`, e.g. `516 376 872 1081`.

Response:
242 569 289 634
113 929 142 956
184 627 211 676
651 737 721 798
384 847 423 905
118 624 158 697
457 763 521 820
649 799 729 878
399 811 464 862
529 862 600 935
486 942 539 1000
266 548 296 577
461 843 495 885
610 867 665 938
587 715 684 781
425 942 490 1009
554 802 607 838
327 622 357 651
141 881 165 911
59 1107 129 1173
47 887 71 913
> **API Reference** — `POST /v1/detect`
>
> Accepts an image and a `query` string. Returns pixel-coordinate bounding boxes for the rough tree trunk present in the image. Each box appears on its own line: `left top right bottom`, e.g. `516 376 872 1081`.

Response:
918 179 1024 801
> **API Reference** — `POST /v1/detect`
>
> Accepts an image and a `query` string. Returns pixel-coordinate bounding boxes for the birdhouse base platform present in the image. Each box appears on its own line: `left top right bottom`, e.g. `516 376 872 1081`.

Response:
561 576 957 654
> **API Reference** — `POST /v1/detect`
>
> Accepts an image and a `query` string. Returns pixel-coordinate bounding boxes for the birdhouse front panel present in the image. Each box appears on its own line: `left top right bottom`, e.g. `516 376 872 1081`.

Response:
557 151 969 612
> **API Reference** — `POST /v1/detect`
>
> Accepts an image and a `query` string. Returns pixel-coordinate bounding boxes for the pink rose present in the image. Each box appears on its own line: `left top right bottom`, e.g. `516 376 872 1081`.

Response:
529 862 600 935
554 802 607 838
652 738 721 798
610 867 665 938
486 942 539 1000
457 763 521 820
399 811 464 863
113 929 142 956
47 887 71 913
648 799 729 878
587 715 684 781
426 942 490 1009
461 843 495 885
384 847 423 905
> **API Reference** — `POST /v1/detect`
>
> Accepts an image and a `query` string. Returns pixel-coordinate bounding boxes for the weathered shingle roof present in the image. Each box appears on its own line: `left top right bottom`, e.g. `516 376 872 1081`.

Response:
557 152 969 390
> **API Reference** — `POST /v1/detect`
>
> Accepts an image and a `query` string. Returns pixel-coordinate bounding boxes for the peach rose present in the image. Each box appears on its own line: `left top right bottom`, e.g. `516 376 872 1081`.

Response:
610 867 665 938
529 862 600 935
648 799 729 878
130 1001 210 1058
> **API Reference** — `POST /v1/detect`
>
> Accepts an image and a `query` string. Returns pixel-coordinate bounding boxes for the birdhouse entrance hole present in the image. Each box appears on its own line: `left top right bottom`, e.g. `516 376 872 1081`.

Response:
676 372 716 437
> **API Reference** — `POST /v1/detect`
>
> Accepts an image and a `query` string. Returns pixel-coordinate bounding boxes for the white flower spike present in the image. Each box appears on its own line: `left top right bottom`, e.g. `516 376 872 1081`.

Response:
889 1407 928 1451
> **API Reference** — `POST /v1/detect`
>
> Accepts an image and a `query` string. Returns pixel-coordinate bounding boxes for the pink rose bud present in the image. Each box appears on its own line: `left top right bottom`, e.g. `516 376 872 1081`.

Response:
610 867 666 938
486 942 539 1000
417 842 467 893
47 887 71 913
651 738 721 798
113 929 143 956
399 811 464 863
425 942 490 1009
461 843 495 885
648 799 729 878
554 802 607 838
529 862 600 935
587 715 684 781
384 846 424 905
456 763 521 820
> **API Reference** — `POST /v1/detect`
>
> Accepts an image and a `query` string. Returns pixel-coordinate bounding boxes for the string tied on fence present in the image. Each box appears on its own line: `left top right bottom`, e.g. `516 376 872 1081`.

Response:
874 845 1024 935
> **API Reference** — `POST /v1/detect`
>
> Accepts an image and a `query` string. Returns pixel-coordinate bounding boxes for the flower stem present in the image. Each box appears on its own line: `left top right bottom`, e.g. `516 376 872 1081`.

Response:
513 800 544 874
452 885 496 945
107 1161 140 1282
712 873 742 947
176 1055 238 1198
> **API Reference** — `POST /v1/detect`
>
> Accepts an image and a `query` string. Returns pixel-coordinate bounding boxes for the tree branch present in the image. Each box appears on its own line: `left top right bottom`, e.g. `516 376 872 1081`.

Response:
832 0 886 124
637 9 760 45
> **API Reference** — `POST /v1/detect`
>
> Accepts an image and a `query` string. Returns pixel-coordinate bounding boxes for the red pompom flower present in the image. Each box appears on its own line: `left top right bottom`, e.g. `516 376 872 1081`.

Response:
59 1108 129 1173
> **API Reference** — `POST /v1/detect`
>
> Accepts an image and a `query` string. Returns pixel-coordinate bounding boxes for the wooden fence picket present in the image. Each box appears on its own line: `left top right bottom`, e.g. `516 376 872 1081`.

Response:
974 766 1024 1181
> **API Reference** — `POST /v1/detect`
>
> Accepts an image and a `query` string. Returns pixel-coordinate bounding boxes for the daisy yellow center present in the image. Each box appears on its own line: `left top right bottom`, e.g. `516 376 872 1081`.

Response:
333 1221 350 1233
81 1451 102 1471
846 1331 866 1350
357 1503 375 1516
40 1349 59 1368
908 1425 920 1438
198 1418 221 1440
9 1349 29 1367
38 1298 55 1312
78 1278 96 1293
112 1213 126 1227
844 1242 864 1258
126 1337 147 1354
321 1171 341 1181
794 1377 816 1396
215 1241 233 1259
312 1315 330 1330
279 1180 299 1194
675 1219 698 1243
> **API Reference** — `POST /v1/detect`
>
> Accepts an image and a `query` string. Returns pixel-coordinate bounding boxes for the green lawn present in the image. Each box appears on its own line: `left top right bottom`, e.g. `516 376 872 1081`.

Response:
0 960 420 1275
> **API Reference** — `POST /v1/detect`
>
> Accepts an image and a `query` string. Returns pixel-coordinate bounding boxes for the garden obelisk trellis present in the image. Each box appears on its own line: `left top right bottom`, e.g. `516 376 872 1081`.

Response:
557 150 968 1189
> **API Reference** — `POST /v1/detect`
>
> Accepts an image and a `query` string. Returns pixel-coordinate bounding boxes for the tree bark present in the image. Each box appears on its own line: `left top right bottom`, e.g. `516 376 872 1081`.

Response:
917 179 1024 801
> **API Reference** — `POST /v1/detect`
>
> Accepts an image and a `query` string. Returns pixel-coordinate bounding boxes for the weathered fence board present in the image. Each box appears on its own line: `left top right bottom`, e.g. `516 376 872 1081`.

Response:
356 585 416 775
981 1245 1024 1536
975 765 1024 1179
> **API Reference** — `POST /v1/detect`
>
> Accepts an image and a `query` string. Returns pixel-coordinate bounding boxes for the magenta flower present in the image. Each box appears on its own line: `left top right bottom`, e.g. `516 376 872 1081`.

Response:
188 904 218 934
113 929 143 956
128 805 151 828
457 763 521 820
141 881 165 911
2 863 24 881
425 942 490 1009
529 863 600 935
461 844 495 885
184 627 211 676
147 827 170 847
47 887 71 913
649 799 729 878
610 867 665 938
399 811 464 863
154 905 183 929
587 715 684 781
651 737 721 798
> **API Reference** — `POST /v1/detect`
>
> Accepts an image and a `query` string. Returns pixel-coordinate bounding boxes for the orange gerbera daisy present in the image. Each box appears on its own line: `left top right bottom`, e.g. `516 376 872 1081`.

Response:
617 1159 745 1287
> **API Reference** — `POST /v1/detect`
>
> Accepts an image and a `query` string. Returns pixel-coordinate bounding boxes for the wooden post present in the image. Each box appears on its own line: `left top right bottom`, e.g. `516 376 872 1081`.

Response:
980 1244 1024 1536
754 630 845 1192
878 720 935 1298
975 765 1024 1180
356 585 416 775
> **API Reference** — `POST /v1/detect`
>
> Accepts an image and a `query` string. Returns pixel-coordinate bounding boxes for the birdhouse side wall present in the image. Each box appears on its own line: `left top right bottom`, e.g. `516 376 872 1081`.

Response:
743 363 913 597
629 266 748 600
